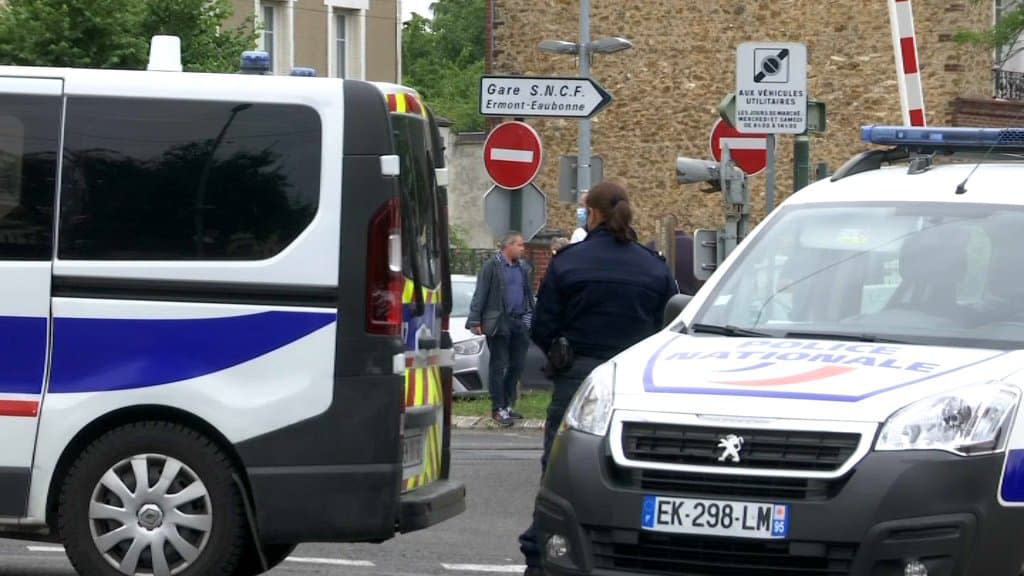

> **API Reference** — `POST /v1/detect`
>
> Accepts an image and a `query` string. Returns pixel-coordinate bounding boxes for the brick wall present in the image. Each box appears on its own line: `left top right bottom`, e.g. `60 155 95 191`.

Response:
952 97 1024 127
489 0 994 241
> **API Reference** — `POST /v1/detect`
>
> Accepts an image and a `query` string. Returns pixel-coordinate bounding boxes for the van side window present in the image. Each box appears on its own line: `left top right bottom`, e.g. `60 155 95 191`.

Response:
59 98 321 260
0 94 60 260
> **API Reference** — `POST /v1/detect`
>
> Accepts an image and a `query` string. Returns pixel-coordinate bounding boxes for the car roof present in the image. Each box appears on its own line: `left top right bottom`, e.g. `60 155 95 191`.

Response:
790 162 1024 207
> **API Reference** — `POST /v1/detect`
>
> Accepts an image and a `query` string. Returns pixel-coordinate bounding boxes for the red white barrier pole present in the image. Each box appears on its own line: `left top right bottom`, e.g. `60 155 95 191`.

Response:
888 0 927 126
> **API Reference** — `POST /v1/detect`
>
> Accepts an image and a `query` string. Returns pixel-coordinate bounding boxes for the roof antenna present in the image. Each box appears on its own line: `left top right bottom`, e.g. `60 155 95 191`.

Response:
956 136 1004 195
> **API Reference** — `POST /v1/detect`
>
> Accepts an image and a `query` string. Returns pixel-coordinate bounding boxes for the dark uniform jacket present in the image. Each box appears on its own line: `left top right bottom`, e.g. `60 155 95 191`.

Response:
531 226 678 360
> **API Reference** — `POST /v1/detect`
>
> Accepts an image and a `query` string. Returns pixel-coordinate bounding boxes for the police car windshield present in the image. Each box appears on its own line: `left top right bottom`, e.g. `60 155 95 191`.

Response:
692 202 1024 350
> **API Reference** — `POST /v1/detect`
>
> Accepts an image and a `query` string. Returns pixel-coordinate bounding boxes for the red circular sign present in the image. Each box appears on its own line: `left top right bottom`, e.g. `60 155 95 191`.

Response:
709 119 771 176
483 121 543 190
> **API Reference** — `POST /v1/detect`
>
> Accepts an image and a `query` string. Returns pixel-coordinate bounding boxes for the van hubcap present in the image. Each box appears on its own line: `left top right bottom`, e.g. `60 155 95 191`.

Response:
88 454 213 576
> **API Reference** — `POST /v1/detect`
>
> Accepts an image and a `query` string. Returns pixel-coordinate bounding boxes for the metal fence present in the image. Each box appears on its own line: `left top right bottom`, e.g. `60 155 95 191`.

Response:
996 69 1024 101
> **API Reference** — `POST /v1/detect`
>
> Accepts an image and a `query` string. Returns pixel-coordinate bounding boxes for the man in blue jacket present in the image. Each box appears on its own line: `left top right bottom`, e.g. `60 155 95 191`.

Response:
467 231 535 427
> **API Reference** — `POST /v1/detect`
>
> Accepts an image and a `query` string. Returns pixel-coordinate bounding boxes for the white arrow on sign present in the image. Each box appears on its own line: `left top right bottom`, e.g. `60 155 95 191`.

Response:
480 75 613 119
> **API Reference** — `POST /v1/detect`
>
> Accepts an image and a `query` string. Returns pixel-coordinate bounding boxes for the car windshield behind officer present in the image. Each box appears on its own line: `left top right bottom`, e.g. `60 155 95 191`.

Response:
519 180 678 576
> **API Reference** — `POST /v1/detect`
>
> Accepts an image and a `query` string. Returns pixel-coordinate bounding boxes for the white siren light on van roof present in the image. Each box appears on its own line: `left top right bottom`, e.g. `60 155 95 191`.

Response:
862 125 1024 150
147 35 183 72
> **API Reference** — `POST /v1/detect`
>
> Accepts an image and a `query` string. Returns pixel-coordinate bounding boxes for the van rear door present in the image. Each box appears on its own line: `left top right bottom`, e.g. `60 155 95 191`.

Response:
0 77 63 518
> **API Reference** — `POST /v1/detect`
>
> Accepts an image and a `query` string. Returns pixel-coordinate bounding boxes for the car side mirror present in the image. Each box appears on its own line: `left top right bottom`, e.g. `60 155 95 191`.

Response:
663 294 692 328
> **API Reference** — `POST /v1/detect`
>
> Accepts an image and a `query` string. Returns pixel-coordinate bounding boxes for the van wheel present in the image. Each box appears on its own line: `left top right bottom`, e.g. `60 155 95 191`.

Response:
232 543 298 575
59 422 246 576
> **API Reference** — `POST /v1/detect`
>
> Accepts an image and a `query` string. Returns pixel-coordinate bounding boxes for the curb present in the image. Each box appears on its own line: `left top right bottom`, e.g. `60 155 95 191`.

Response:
453 416 546 430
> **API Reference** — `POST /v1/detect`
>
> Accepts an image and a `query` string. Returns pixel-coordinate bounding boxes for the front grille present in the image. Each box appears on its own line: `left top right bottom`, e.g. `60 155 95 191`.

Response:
628 469 850 501
589 529 856 576
622 422 860 472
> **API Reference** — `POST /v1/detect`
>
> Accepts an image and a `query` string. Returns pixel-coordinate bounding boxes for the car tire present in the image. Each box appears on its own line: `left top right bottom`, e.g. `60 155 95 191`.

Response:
231 543 297 575
59 421 247 576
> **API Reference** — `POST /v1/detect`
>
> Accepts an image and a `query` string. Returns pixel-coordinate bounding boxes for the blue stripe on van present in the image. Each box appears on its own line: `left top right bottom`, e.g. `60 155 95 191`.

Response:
1002 450 1024 503
0 316 47 395
50 311 336 394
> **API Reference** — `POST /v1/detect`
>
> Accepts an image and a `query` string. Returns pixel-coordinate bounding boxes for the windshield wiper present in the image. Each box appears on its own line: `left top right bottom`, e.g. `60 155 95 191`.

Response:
689 323 775 338
783 330 908 344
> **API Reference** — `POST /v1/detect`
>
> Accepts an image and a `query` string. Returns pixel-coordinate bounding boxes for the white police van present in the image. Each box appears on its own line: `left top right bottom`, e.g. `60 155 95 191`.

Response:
0 40 464 576
536 126 1024 576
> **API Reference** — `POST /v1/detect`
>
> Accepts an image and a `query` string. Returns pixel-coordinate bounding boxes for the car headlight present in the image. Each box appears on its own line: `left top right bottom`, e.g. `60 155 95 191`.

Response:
563 362 616 436
876 383 1020 456
454 337 484 356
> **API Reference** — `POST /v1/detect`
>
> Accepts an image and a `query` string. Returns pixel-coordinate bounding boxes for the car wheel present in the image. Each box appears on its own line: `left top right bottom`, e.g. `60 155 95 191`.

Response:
59 421 246 576
232 543 297 575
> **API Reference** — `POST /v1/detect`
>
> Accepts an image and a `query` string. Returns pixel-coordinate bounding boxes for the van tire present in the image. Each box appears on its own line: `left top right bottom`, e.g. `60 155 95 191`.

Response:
232 543 298 575
58 421 247 576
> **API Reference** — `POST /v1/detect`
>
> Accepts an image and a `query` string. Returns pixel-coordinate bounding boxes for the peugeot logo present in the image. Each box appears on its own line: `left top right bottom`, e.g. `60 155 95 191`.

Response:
717 434 745 463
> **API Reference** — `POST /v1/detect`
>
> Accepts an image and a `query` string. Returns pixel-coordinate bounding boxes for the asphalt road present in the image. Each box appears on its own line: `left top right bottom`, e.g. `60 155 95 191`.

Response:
0 430 544 576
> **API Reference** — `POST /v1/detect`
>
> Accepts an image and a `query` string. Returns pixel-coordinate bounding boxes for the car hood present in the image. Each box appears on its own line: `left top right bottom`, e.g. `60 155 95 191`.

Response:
611 332 1023 423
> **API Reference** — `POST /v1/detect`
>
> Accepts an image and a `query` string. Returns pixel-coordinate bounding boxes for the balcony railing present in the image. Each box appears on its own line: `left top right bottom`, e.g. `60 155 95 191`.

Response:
996 68 1024 101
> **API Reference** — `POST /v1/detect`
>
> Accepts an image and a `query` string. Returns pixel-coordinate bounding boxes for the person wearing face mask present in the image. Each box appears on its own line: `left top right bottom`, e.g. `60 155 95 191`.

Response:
569 192 588 243
517 181 678 576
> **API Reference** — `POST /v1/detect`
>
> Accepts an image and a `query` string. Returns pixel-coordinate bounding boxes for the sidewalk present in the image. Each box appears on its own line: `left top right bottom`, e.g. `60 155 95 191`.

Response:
452 415 545 430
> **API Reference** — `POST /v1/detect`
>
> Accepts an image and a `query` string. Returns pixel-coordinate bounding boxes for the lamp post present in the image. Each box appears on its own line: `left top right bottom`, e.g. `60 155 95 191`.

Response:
539 0 632 202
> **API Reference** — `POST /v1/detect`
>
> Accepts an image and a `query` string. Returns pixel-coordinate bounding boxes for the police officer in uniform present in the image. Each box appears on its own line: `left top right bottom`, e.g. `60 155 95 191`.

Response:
519 181 678 575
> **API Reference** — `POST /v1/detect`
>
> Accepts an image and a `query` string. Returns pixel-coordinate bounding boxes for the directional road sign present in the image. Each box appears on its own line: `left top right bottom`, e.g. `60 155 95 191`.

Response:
735 42 808 134
484 183 548 241
709 119 771 176
483 121 543 190
480 75 613 119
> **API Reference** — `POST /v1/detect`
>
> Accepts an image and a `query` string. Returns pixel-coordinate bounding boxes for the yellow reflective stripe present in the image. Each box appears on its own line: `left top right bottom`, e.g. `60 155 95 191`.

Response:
395 93 408 113
403 280 415 303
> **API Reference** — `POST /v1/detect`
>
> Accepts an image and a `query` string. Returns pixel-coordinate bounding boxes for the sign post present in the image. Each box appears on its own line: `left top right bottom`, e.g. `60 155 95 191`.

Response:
735 42 808 213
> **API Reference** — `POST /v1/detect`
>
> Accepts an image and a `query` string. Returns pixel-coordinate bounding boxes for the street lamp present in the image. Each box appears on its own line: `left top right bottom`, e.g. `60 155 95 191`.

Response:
537 1 632 203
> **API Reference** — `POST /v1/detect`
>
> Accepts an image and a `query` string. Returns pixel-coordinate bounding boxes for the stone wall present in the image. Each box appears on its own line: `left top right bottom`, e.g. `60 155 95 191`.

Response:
489 0 994 241
446 131 499 249
952 97 1024 127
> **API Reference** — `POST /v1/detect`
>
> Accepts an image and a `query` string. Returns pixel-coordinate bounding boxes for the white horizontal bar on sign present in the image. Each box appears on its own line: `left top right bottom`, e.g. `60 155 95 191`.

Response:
442 564 528 573
286 556 375 567
720 137 768 151
490 148 535 163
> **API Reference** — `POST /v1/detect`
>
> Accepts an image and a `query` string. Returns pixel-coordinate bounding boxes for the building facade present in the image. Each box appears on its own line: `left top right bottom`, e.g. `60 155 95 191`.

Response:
229 0 400 81
487 0 996 241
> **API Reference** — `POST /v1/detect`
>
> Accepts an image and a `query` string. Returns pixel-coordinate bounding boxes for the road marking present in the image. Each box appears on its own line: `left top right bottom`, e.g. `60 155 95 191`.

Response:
27 546 64 553
286 556 375 567
442 563 528 573
489 148 534 163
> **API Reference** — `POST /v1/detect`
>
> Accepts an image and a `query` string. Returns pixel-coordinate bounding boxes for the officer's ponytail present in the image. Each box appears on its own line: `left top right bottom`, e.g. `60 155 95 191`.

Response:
587 181 635 244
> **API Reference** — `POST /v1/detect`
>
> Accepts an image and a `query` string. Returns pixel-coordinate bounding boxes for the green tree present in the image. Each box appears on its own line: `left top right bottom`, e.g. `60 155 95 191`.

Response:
955 2 1024 65
0 0 257 72
402 0 485 132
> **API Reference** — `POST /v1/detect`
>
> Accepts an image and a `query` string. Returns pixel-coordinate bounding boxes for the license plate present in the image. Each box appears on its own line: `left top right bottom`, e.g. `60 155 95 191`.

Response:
641 496 789 539
402 432 424 469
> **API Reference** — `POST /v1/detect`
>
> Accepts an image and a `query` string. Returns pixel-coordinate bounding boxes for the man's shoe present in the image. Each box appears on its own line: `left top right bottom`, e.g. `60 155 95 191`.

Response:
523 567 546 576
508 409 525 420
492 409 514 428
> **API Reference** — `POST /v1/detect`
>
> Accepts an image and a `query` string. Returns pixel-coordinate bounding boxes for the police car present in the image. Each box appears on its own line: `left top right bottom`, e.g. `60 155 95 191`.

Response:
535 126 1024 576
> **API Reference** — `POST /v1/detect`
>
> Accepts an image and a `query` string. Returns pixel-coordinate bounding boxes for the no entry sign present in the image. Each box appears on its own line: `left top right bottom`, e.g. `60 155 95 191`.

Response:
709 119 772 177
483 121 543 190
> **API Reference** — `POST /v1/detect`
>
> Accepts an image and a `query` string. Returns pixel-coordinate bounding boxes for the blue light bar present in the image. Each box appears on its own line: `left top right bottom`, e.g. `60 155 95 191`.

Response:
862 125 1024 149
290 67 317 77
240 51 271 74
